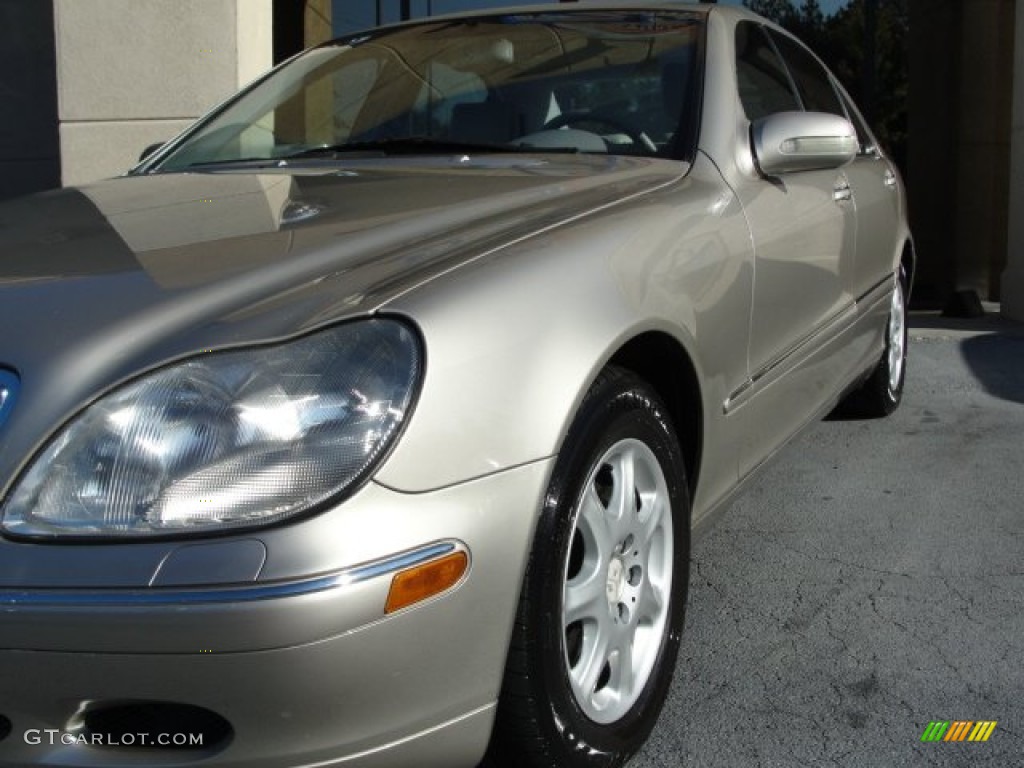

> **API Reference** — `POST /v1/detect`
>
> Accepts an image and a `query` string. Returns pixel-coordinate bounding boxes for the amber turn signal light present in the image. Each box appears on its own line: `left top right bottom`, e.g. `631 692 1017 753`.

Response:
385 551 468 614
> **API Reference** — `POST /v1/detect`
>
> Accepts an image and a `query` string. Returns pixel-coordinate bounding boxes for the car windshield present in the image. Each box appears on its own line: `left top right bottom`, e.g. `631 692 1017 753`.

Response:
146 10 702 172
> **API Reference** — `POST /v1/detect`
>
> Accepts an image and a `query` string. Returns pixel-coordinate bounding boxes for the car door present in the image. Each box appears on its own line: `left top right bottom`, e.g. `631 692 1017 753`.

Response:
833 86 904 299
730 22 857 475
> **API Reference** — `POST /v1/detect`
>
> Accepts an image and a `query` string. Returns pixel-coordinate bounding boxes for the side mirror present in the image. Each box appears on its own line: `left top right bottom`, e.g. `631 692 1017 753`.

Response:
138 142 165 162
751 111 857 175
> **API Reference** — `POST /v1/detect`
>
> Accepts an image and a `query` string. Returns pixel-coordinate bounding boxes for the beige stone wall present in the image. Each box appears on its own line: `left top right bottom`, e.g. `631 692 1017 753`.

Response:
54 0 272 186
1003 0 1024 320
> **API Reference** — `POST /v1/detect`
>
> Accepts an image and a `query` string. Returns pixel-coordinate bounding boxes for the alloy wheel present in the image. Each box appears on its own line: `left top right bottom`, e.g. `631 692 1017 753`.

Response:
561 438 673 724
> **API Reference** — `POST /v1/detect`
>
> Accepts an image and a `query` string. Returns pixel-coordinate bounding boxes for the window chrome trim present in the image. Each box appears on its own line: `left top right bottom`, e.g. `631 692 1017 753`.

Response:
0 540 459 607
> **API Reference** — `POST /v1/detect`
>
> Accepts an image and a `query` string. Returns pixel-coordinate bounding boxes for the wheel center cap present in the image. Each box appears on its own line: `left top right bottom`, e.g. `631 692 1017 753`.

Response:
605 557 625 605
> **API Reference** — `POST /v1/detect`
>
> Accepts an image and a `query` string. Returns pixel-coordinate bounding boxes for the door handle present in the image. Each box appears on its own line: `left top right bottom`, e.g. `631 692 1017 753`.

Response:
833 180 852 203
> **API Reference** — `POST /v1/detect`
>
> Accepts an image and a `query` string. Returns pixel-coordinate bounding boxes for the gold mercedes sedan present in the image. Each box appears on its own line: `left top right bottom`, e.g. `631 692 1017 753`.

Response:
0 4 912 767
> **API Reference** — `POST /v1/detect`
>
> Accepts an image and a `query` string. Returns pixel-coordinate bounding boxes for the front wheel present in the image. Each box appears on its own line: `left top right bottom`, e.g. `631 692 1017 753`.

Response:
486 368 690 768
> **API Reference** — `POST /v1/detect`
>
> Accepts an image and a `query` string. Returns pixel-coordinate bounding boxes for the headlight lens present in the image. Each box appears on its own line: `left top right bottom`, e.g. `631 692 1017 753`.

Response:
2 319 421 538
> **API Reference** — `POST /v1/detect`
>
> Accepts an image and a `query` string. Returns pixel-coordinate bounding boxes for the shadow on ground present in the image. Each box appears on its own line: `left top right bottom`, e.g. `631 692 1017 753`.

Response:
960 333 1024 405
631 321 1024 768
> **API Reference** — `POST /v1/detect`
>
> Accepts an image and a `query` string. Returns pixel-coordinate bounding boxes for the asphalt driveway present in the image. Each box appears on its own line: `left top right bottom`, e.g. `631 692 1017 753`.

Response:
634 314 1024 767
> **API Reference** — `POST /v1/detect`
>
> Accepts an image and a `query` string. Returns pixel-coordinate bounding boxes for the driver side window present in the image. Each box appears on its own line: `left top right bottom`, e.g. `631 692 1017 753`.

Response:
734 21 800 121
767 30 844 117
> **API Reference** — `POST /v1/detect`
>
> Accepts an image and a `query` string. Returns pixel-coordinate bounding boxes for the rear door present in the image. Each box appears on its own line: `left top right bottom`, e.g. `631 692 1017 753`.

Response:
833 87 903 298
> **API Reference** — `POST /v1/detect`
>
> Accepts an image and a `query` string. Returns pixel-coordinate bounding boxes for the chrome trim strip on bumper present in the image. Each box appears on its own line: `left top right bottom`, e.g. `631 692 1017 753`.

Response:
0 540 458 607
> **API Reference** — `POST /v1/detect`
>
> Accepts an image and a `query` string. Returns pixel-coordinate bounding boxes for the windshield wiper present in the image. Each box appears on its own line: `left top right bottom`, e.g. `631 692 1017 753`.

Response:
285 138 582 159
177 137 581 171
179 141 500 169
284 137 526 159
178 157 283 171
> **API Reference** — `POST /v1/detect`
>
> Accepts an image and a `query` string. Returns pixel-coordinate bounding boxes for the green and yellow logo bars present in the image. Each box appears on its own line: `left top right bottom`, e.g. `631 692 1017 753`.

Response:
920 720 997 742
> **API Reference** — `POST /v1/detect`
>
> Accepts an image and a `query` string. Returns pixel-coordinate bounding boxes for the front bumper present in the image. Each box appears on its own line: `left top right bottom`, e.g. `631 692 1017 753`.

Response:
0 458 552 768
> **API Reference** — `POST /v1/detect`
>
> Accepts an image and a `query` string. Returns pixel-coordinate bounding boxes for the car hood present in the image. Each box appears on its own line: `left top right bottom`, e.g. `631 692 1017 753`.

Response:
0 153 684 482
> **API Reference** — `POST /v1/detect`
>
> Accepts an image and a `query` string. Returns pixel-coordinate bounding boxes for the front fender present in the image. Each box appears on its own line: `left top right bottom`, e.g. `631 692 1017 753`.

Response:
375 156 753 502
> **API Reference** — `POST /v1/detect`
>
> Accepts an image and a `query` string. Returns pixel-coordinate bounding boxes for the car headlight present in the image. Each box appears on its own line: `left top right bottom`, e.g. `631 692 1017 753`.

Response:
1 319 422 538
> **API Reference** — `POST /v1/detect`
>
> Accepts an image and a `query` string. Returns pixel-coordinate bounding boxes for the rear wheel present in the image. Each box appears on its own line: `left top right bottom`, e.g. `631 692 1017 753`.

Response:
486 368 690 768
843 268 908 417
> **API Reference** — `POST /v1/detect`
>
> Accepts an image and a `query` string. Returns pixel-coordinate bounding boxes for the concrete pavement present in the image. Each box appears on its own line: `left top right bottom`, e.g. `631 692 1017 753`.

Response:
634 314 1024 767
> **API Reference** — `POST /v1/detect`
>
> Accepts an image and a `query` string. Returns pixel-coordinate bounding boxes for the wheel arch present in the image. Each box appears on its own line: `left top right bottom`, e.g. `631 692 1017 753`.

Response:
900 237 916 297
606 331 703 503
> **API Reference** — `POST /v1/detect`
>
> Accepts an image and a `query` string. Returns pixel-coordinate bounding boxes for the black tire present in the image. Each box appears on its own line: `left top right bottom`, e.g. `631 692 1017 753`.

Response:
485 367 690 768
843 268 909 418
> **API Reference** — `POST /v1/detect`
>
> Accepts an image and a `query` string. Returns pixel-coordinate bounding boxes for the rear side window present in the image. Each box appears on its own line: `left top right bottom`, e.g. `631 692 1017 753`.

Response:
768 31 844 116
734 21 800 120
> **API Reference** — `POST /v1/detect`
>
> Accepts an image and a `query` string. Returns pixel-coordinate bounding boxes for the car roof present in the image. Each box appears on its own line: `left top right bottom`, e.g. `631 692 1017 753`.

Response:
325 2 775 48
389 1 710 19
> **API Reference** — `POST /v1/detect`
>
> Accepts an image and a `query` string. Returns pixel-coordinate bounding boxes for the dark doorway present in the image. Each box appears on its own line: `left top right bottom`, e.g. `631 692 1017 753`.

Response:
0 0 61 201
273 0 334 64
274 1 306 64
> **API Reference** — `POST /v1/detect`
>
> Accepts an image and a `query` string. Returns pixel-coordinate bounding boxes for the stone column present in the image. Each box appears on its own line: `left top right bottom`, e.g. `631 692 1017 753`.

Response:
909 0 1014 311
305 0 333 47
951 0 1014 305
907 0 958 308
54 0 272 186
1004 0 1024 320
